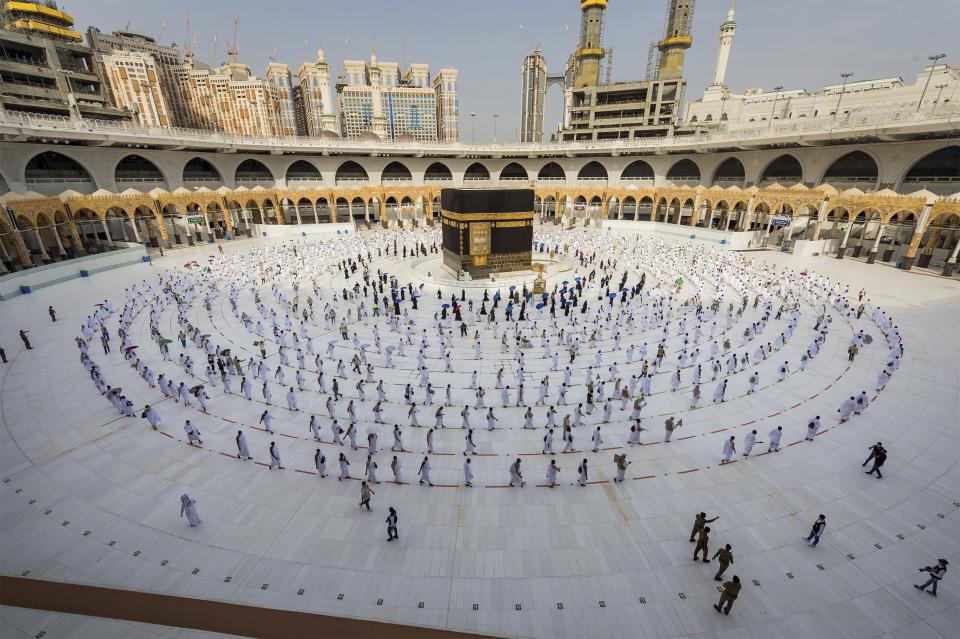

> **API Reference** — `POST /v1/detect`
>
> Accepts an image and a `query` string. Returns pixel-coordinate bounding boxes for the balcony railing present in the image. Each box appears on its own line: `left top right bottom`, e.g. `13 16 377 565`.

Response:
1 102 958 155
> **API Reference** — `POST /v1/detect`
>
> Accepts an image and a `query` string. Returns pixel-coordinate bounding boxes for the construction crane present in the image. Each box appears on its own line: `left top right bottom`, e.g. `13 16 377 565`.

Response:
646 40 658 80
183 14 193 60
520 24 540 51
226 12 239 63
605 47 613 84
158 20 167 43
212 34 218 66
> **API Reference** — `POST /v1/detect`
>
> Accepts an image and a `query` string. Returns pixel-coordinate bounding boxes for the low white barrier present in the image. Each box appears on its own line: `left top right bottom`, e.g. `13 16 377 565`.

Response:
0 242 148 301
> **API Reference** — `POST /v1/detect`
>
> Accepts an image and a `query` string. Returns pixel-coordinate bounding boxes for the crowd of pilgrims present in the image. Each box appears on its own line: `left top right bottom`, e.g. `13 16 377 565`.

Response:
74 227 903 489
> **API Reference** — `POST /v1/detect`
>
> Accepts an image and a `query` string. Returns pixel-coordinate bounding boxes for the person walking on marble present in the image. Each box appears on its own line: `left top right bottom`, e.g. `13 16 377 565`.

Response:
141 404 161 430
268 441 283 470
713 576 741 615
805 514 826 547
359 481 375 510
184 420 202 445
236 430 251 460
180 493 202 527
509 458 525 487
721 436 736 464
419 456 433 486
386 507 399 541
690 512 718 543
712 544 734 581
694 525 711 562
915 559 948 597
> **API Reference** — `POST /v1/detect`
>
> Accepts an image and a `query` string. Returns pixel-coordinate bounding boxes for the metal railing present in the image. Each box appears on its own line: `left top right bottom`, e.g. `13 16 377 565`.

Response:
1 102 958 155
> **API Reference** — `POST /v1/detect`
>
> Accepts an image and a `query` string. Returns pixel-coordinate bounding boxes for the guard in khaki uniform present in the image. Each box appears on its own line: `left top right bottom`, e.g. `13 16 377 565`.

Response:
694 526 711 562
712 544 734 581
689 512 719 542
714 576 741 615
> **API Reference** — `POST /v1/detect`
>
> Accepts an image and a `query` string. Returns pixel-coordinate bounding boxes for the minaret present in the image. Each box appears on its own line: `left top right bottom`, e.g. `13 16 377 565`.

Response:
573 0 607 89
711 0 736 89
314 47 339 132
368 51 389 139
657 0 694 81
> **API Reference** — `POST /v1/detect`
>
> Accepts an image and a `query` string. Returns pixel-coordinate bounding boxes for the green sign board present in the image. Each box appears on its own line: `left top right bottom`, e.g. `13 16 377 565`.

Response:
187 215 205 225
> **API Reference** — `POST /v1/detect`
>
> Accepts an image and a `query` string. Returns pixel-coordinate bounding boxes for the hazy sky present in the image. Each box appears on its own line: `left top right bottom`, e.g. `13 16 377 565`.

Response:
69 0 958 140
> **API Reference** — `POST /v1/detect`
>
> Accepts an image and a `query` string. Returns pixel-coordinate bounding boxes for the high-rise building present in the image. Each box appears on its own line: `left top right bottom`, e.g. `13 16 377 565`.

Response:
265 61 297 136
86 27 189 126
338 55 448 141
99 50 171 126
172 61 279 136
294 48 338 136
520 49 547 142
573 0 607 89
0 2 129 120
434 67 459 141
657 0 694 81
559 0 690 141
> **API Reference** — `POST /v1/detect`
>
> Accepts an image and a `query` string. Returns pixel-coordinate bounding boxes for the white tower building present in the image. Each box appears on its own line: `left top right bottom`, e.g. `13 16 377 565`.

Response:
703 0 736 101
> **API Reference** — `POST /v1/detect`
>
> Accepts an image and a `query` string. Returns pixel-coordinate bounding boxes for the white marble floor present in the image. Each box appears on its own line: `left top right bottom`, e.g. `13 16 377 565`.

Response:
1 228 958 639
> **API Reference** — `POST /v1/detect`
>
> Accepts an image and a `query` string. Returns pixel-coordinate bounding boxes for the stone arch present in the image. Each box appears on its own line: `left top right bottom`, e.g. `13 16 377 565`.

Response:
334 197 350 223
245 199 265 225
182 157 222 185
315 197 332 223
114 154 167 188
666 159 701 185
464 162 490 181
351 196 367 222
425 161 453 181
537 162 566 181
336 160 369 184
607 195 620 219
24 151 96 193
621 196 637 220
382 161 413 182
297 197 316 224
34 212 64 258
577 161 608 181
588 195 603 216
820 150 879 189
759 154 804 185
621 160 654 182
637 196 654 222
711 157 745 186
499 162 529 181
234 158 274 185
900 145 959 193
542 195 557 219
286 159 323 183
431 195 441 219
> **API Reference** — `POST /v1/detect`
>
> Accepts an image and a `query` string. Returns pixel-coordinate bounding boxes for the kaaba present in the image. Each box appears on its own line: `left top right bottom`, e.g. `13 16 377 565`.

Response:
441 188 534 278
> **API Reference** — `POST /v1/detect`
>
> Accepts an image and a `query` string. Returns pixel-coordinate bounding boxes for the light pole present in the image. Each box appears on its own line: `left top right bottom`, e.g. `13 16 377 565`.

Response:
834 72 854 119
492 113 499 143
470 112 476 143
933 83 949 111
720 94 728 124
917 53 946 112
768 85 783 128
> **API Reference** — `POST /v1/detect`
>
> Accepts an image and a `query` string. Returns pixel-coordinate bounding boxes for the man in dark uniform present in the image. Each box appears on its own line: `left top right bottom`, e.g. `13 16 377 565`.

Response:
694 526 711 563
690 511 718 542
713 544 734 581
714 575 741 615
